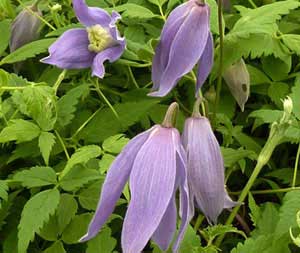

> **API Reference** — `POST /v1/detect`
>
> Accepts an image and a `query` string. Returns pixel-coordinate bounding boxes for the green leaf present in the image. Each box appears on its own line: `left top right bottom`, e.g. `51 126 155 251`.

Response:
0 38 56 65
206 0 220 35
0 119 40 143
248 110 283 124
56 84 89 128
43 241 66 253
79 180 103 210
179 225 201 253
99 154 115 174
39 132 56 166
102 134 129 154
248 193 260 226
86 227 117 253
18 189 60 253
0 19 11 55
113 4 158 19
268 82 289 107
79 100 159 143
61 213 93 244
0 180 8 208
13 166 57 188
282 34 300 55
60 166 102 191
221 147 256 167
231 235 273 253
203 225 246 242
290 76 300 120
60 145 102 179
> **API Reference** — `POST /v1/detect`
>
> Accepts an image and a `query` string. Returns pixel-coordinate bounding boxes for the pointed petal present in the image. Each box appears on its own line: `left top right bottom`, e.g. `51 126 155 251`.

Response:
72 0 111 27
92 44 125 78
224 191 239 209
196 32 214 96
122 126 178 253
150 4 210 97
151 2 192 90
183 117 225 224
109 11 125 43
41 28 95 69
173 145 190 252
152 194 177 251
79 130 150 242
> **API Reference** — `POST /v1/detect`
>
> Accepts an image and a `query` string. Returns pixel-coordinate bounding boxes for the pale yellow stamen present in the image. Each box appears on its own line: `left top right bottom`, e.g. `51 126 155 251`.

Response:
87 24 114 53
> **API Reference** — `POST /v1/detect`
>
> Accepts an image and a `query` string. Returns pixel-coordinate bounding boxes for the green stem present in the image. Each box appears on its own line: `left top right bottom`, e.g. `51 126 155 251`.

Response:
248 0 257 8
158 4 166 21
292 144 300 187
55 130 70 160
162 102 179 128
15 0 56 31
0 86 26 90
194 214 205 232
94 79 119 120
53 69 67 94
230 186 300 196
128 66 139 88
214 0 224 116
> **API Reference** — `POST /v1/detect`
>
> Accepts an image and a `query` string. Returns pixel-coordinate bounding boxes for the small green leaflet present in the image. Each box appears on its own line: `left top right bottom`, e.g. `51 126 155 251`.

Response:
282 34 300 55
0 19 11 55
18 189 60 253
102 134 129 154
111 4 159 19
0 180 8 208
39 132 56 165
86 227 117 253
43 241 66 253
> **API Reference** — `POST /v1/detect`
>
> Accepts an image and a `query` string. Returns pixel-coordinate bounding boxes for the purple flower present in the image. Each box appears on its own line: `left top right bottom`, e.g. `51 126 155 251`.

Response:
182 116 237 224
150 0 213 97
41 0 125 78
80 121 190 252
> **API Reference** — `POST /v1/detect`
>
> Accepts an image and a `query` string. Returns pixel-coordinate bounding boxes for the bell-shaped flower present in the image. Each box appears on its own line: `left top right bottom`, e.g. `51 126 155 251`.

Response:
182 105 237 223
80 103 190 253
150 0 213 97
41 0 125 78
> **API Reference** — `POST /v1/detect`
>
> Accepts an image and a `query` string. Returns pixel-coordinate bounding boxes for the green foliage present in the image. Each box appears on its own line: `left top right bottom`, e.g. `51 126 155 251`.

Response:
0 19 11 55
38 132 56 165
86 227 117 253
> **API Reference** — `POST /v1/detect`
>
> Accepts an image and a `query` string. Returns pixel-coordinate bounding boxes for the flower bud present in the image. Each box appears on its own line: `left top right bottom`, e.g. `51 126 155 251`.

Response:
10 5 41 53
51 3 62 12
283 96 293 115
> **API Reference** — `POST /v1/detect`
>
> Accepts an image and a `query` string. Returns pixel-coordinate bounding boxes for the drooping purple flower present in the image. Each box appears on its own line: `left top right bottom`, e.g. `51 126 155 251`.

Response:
150 0 213 97
41 0 125 78
182 115 237 224
80 103 190 253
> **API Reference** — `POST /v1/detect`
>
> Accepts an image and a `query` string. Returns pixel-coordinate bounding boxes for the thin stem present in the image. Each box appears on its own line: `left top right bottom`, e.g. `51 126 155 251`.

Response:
128 66 139 88
15 0 56 31
94 79 119 120
53 69 67 94
248 0 257 8
55 130 70 160
158 4 166 21
292 144 300 187
214 0 224 116
230 186 300 196
0 86 26 90
162 102 179 128
194 214 205 232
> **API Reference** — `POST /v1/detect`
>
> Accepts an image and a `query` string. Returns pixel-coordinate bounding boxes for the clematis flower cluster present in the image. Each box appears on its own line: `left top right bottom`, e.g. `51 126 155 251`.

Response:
41 0 125 78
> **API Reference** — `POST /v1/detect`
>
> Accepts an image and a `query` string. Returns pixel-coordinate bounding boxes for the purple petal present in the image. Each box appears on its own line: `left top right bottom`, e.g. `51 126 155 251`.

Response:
224 191 239 209
196 32 214 96
173 145 190 252
121 126 178 253
92 44 125 78
151 2 192 90
72 0 111 27
183 117 225 224
41 28 95 69
152 194 176 251
79 130 150 242
149 4 210 97
109 11 125 43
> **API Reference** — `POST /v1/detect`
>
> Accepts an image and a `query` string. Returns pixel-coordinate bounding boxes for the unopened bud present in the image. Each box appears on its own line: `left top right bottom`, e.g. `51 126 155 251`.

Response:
283 96 293 115
51 3 62 12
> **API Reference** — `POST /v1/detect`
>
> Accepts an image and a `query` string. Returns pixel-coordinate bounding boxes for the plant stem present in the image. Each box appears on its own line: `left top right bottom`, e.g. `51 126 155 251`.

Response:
128 66 139 88
55 130 70 160
230 186 300 196
53 69 67 94
214 0 224 117
248 0 257 8
292 144 300 187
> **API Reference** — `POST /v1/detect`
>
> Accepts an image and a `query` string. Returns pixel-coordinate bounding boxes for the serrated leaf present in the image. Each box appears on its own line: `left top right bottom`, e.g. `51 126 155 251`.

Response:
60 145 102 179
179 225 201 253
0 119 40 143
56 84 89 128
13 166 57 188
282 34 300 55
61 213 93 244
221 147 256 167
203 224 246 242
99 154 115 174
60 166 102 191
0 38 56 65
0 19 11 55
248 110 283 124
248 193 260 226
102 134 129 154
80 100 159 143
86 227 117 253
231 235 273 253
79 180 103 210
268 82 289 107
39 132 56 165
43 241 66 253
290 76 300 120
113 4 158 19
18 189 60 253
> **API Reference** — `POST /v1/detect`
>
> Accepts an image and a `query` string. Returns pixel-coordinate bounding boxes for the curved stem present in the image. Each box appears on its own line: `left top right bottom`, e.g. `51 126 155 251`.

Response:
53 69 67 95
55 130 70 160
292 144 300 187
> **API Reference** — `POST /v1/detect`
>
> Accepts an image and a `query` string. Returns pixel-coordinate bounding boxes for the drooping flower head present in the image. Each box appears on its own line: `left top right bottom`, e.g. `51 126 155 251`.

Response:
80 103 190 253
150 0 213 97
41 0 125 78
182 100 237 223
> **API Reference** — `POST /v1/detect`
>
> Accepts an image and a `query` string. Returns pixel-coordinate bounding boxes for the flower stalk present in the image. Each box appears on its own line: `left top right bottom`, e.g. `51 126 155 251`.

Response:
162 102 179 128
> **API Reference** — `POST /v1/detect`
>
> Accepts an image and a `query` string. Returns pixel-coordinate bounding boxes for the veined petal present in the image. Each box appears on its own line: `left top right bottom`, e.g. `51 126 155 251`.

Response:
196 32 214 96
109 11 125 43
224 191 239 209
122 126 177 253
72 0 111 27
92 44 125 78
152 194 177 251
79 130 150 242
183 117 225 224
41 28 95 69
150 4 210 97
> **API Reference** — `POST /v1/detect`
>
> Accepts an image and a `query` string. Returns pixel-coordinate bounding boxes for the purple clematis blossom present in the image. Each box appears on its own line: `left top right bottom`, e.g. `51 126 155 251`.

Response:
41 0 125 78
150 0 213 97
80 103 190 253
182 107 237 224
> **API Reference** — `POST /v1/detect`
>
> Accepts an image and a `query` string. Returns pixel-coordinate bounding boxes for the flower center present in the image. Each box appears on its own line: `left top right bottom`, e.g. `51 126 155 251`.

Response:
87 25 114 53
